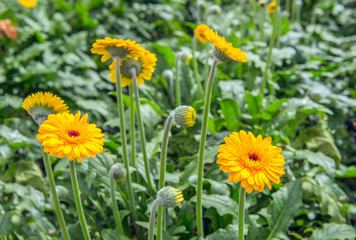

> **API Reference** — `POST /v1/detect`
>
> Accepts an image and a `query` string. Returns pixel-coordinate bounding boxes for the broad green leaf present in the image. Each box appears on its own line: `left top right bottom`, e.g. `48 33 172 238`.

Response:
101 229 130 240
261 99 287 121
219 98 242 131
15 160 46 192
309 223 355 240
244 92 262 117
190 194 238 217
295 150 335 178
206 224 238 240
152 43 175 68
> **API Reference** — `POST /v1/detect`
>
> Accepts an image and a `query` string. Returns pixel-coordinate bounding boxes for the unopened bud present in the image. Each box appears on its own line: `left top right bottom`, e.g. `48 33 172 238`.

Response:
110 163 127 182
157 186 184 208
174 106 196 127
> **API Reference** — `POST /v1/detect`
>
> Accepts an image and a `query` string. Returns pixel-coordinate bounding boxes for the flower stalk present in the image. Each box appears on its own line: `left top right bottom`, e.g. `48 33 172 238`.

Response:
148 198 161 240
196 58 219 236
41 151 70 240
109 164 124 235
192 37 204 98
129 85 138 182
175 52 182 106
238 185 246 240
69 161 90 240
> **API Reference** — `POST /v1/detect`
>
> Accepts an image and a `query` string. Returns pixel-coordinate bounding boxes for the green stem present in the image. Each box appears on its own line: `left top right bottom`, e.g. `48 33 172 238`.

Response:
129 85 138 183
192 37 204 98
239 4 245 46
260 0 279 96
196 58 219 237
238 185 246 240
114 58 141 238
259 8 265 42
291 0 296 22
157 114 174 240
286 0 291 18
251 0 257 41
131 68 155 195
148 198 161 240
41 151 70 240
69 161 90 240
109 165 124 235
175 53 181 106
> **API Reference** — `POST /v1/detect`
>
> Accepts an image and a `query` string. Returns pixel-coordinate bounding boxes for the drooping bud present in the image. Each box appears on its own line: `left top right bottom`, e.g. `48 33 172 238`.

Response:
207 5 222 15
174 106 196 127
55 185 69 199
180 52 193 64
157 186 184 208
110 163 127 182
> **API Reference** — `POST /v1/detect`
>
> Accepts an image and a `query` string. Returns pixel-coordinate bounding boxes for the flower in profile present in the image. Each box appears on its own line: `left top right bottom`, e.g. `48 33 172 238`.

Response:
18 0 37 8
268 1 276 13
37 111 105 162
205 29 248 63
174 106 196 127
181 52 193 64
157 186 184 208
258 0 266 7
217 131 285 193
91 37 142 62
22 92 69 124
109 47 157 87
194 24 210 43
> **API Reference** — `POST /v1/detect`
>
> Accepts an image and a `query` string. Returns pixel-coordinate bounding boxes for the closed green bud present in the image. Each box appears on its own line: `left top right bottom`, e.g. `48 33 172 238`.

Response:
174 106 196 127
208 5 221 15
157 186 184 208
110 163 127 182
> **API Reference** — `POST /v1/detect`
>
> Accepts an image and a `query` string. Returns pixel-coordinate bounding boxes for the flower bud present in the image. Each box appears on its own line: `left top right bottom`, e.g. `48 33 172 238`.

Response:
110 163 127 182
174 106 196 127
258 0 266 7
162 69 174 81
157 186 184 208
55 185 69 199
207 5 222 15
180 52 193 64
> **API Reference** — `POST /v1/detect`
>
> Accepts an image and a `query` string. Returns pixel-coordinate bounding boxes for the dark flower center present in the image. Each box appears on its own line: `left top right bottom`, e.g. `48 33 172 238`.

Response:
249 153 259 161
68 130 80 137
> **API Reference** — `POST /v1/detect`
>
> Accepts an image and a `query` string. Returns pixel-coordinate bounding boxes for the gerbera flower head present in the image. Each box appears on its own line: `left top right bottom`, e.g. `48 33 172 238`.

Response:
174 106 196 127
22 92 69 125
194 24 210 43
205 29 248 63
109 47 157 87
91 37 142 62
268 1 276 13
18 0 37 8
217 131 285 193
157 186 184 208
37 111 105 162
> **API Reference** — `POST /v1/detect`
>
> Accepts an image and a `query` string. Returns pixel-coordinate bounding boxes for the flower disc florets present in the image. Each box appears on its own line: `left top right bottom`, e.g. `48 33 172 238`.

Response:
174 106 196 127
157 186 184 208
217 131 285 193
37 111 105 162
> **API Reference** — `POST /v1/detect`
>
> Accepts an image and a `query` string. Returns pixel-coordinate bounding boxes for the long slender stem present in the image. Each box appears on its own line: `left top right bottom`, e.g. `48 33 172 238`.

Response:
148 198 161 240
129 85 138 183
291 0 296 22
251 0 257 41
41 151 70 240
157 114 174 240
109 166 124 235
238 185 246 240
69 161 90 240
131 68 155 195
192 37 204 98
259 8 265 42
196 58 219 237
260 0 279 96
114 58 141 238
175 53 181 106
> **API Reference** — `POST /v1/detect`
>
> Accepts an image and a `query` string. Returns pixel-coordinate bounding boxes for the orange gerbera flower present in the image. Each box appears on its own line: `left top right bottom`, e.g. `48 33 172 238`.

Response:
217 131 285 193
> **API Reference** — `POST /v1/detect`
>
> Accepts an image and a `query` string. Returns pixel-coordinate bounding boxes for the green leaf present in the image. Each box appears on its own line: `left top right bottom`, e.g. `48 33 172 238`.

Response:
15 160 46 192
152 43 175 68
206 225 238 240
101 229 130 240
244 92 262 117
309 223 355 240
261 99 287 121
219 98 242 131
190 194 238 217
295 150 336 178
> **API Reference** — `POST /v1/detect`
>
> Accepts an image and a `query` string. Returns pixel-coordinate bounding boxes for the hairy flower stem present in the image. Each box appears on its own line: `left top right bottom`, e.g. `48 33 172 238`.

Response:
156 114 174 240
114 58 142 239
148 198 161 240
259 8 265 42
251 0 258 41
129 85 138 183
291 0 296 22
109 167 124 235
197 58 219 237
69 161 90 240
192 37 204 98
175 52 182 106
238 185 246 240
41 151 70 240
260 0 279 96
131 68 155 195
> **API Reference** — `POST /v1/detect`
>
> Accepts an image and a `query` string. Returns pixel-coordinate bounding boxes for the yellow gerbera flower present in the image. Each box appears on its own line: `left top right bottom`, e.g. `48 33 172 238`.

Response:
91 37 142 62
109 47 157 87
194 24 210 43
22 92 69 124
268 1 276 13
18 0 37 8
37 111 105 162
205 29 248 63
217 131 285 193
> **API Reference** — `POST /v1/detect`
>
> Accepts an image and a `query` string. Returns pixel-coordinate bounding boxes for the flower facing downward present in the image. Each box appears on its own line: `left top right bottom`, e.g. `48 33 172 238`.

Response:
22 92 69 124
268 1 276 13
18 0 37 8
37 111 105 162
157 186 184 208
174 106 196 127
205 29 248 63
91 37 142 62
109 47 157 87
217 131 285 193
194 24 210 43
258 0 266 7
110 163 127 182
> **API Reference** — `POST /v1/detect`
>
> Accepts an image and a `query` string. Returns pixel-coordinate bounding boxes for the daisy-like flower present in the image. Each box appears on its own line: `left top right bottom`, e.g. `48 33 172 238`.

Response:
194 24 210 43
157 186 184 208
37 111 105 162
22 92 69 124
217 130 285 193
174 106 196 127
91 37 142 62
109 47 157 87
268 1 276 13
205 29 248 63
18 0 37 8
